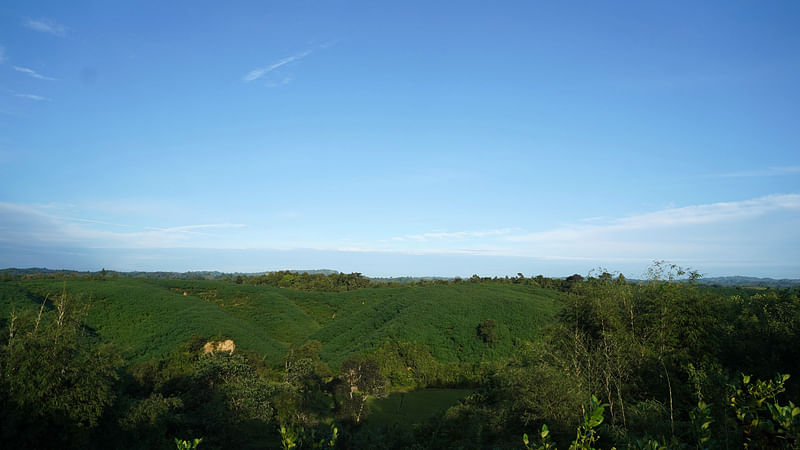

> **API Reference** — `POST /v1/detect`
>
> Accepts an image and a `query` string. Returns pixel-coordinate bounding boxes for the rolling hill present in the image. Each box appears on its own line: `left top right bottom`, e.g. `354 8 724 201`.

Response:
0 278 563 367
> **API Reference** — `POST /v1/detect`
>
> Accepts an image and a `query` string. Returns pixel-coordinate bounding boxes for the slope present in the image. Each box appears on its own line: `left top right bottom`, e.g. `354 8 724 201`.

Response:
0 279 564 368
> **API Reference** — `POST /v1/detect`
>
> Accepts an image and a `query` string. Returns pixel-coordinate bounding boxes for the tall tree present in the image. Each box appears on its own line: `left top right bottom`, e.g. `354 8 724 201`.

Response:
336 355 386 424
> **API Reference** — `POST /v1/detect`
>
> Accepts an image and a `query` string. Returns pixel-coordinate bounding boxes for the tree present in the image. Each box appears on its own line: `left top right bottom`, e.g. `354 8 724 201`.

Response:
374 341 440 389
564 274 584 292
0 290 121 448
279 341 332 426
478 319 499 344
335 355 386 424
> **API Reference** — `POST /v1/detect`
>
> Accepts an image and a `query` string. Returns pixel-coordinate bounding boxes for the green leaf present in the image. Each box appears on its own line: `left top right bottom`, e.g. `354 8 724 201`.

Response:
523 434 529 445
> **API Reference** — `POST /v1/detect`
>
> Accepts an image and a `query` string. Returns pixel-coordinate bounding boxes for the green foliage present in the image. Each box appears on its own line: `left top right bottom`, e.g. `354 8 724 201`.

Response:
336 354 386 424
189 352 278 441
766 400 800 444
730 373 800 448
569 395 606 450
478 318 499 344
311 283 562 365
0 289 122 447
721 290 800 383
0 278 562 369
496 340 585 437
120 393 184 445
2 264 800 449
278 340 333 427
6 278 290 364
689 400 714 449
520 396 607 450
174 437 203 449
246 270 372 292
516 374 800 450
373 341 440 389
279 423 338 450
280 424 298 450
523 424 556 450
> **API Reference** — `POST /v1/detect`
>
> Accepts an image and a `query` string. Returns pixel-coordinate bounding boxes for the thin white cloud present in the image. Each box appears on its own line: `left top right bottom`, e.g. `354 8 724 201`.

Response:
23 18 68 37
393 228 520 242
13 66 57 81
56 216 132 228
0 202 247 248
714 166 800 178
509 194 800 243
2 194 798 274
265 76 293 88
613 194 800 229
145 223 246 236
8 90 50 101
243 50 312 83
374 194 800 267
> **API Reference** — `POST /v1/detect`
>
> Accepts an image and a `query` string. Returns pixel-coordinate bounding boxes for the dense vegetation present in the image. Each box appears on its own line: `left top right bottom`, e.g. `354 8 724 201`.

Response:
1 264 799 448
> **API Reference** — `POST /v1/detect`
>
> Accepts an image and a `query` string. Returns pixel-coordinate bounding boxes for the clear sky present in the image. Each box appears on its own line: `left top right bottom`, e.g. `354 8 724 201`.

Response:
1 1 799 278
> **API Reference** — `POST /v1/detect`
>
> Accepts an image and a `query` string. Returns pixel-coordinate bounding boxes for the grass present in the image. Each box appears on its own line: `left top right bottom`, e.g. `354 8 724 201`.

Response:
365 389 474 427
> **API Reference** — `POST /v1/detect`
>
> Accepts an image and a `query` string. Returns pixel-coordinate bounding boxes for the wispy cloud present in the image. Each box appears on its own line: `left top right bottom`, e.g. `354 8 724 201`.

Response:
0 202 247 249
13 66 57 81
57 216 133 228
145 223 247 236
265 77 293 88
23 18 68 37
243 41 337 86
243 50 312 83
8 90 50 101
714 166 800 178
393 228 520 242
373 194 800 269
0 45 6 63
318 39 340 49
2 194 798 275
509 194 800 243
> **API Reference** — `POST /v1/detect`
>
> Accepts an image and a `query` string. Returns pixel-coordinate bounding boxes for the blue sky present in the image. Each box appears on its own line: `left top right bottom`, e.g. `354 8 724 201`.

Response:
1 1 799 278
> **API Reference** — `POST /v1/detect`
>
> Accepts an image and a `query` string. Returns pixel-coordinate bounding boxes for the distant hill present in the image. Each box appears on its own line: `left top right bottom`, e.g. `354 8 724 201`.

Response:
0 267 339 280
698 276 800 288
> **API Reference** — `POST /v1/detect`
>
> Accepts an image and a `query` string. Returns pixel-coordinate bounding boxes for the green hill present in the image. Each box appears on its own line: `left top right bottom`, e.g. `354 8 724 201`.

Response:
0 278 563 366
306 283 562 365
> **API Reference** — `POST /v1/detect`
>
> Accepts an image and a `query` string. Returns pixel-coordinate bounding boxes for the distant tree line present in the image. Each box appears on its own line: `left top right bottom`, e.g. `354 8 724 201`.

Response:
2 268 628 293
234 270 601 293
238 271 373 292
